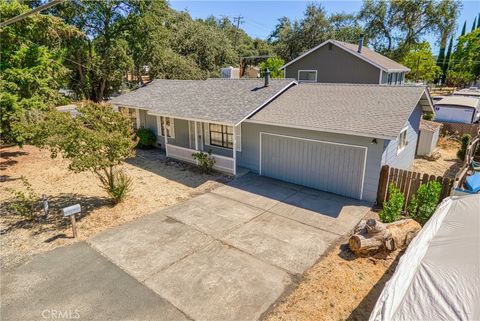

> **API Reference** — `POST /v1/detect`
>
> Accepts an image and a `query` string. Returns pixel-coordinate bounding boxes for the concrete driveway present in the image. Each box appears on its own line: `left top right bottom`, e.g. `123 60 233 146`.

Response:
1 173 369 321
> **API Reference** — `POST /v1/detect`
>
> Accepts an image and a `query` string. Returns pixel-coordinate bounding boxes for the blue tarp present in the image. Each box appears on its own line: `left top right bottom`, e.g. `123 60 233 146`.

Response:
465 173 480 193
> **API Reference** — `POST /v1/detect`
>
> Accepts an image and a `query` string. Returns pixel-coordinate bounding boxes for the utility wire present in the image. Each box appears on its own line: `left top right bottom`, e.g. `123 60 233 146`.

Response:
0 0 64 28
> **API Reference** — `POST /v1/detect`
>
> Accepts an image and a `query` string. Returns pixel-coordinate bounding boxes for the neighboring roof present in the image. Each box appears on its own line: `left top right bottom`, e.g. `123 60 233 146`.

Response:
369 195 480 321
453 87 480 97
435 96 479 109
249 83 432 139
420 119 442 131
110 78 295 125
281 39 410 72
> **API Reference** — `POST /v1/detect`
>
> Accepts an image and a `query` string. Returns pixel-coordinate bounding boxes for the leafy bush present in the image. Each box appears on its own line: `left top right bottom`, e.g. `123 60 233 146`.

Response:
379 183 404 223
136 127 157 149
192 150 215 174
422 113 433 121
6 177 40 220
101 169 133 204
408 181 441 225
456 133 471 161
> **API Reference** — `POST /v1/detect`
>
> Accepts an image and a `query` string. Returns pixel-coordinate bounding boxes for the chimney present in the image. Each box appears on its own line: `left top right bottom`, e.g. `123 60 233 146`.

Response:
358 34 364 53
264 68 270 87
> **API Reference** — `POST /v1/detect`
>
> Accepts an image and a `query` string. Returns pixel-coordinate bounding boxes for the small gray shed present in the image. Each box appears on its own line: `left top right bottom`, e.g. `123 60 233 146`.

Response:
417 120 442 156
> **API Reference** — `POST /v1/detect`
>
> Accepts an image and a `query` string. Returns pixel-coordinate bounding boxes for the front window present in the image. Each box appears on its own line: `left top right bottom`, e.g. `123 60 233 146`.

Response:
160 117 174 138
397 127 408 154
209 124 233 149
298 70 317 82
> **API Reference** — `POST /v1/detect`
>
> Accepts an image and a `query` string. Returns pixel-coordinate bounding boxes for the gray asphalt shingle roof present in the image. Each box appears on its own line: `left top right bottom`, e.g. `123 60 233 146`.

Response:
250 83 432 139
110 78 295 125
334 41 410 72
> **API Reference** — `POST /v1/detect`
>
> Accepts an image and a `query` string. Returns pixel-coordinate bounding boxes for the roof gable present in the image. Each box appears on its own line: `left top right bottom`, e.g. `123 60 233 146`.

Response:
281 40 410 73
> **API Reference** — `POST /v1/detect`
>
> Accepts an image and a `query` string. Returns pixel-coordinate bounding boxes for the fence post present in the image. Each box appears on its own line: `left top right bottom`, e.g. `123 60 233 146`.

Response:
377 165 389 207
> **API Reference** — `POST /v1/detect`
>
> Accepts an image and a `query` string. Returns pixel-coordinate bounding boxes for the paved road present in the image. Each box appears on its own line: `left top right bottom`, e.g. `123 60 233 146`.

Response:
1 174 369 321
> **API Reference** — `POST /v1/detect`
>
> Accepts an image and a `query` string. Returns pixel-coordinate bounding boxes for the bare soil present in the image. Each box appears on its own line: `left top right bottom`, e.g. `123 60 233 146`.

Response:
265 241 402 321
0 145 229 270
411 137 462 179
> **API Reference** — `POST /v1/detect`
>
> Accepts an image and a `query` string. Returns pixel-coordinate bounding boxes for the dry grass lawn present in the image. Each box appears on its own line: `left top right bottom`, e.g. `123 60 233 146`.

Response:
0 145 229 270
265 242 401 321
411 137 462 178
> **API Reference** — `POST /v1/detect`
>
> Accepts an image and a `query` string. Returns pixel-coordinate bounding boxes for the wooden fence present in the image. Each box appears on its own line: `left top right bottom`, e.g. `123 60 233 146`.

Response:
377 165 454 208
453 136 480 189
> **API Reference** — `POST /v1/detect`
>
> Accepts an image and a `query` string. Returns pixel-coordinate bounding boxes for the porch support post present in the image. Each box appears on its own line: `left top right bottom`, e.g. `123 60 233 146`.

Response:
232 125 237 176
163 116 169 156
135 109 140 129
194 121 198 150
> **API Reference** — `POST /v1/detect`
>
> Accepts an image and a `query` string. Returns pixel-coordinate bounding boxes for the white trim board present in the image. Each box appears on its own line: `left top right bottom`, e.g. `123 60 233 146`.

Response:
259 132 368 200
298 70 318 82
235 80 297 126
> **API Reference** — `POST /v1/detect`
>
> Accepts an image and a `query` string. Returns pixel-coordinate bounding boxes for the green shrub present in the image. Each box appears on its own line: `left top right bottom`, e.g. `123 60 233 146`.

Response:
422 113 433 121
6 177 40 220
456 133 471 161
379 183 404 223
136 127 157 149
102 169 133 203
192 150 215 174
408 181 441 225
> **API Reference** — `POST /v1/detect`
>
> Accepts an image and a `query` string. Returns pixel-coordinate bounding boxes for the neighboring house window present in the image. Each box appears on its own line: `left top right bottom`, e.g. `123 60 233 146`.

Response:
387 73 393 85
397 127 408 154
298 70 317 82
160 116 175 138
209 124 233 149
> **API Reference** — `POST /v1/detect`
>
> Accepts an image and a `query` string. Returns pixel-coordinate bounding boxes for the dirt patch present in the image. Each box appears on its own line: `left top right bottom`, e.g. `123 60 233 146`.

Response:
0 145 229 270
411 137 462 179
265 241 402 321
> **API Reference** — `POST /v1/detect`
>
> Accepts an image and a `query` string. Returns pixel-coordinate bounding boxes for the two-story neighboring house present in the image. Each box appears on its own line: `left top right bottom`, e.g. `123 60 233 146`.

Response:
281 38 410 85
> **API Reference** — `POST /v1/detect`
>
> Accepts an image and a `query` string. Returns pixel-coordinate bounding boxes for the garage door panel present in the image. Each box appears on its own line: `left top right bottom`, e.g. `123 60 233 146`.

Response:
260 133 366 200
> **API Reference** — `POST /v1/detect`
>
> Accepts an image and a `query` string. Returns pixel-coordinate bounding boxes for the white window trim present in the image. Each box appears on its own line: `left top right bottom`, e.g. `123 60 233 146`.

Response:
298 70 317 83
159 116 175 138
397 127 408 155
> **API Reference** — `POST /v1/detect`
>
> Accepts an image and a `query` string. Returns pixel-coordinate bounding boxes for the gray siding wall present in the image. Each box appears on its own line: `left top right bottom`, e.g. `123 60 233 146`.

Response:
381 104 422 169
173 119 190 148
284 43 381 84
238 122 385 202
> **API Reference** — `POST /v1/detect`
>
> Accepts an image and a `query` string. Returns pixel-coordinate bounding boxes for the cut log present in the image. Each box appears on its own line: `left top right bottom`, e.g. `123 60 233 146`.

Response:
387 219 421 250
348 218 421 256
349 233 385 255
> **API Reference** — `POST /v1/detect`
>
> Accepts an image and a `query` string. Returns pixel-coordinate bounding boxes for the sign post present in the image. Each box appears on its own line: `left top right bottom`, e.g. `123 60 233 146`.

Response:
62 204 81 238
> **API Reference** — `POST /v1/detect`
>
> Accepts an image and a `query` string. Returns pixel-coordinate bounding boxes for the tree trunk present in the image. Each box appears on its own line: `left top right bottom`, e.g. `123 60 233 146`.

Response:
349 219 421 256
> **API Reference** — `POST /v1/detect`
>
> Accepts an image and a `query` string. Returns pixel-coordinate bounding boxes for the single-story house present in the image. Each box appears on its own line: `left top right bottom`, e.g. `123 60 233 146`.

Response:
434 96 480 124
111 78 433 202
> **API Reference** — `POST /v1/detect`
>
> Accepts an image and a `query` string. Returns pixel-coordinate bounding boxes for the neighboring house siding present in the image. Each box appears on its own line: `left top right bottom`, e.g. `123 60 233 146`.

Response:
381 104 422 169
284 44 381 84
238 122 385 202
173 119 189 148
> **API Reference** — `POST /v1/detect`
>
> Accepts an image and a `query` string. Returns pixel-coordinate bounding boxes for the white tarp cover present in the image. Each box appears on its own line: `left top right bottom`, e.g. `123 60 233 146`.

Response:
369 195 480 321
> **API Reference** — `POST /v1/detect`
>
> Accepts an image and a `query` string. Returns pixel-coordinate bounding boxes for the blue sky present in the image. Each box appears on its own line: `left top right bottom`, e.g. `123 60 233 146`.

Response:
170 0 480 53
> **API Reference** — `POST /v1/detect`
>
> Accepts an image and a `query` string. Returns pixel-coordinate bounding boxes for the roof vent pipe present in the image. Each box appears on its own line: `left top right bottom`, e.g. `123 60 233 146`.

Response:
358 34 364 53
264 68 270 87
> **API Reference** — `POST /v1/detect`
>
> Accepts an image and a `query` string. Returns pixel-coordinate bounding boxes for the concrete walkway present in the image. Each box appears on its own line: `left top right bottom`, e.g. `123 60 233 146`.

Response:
1 174 369 321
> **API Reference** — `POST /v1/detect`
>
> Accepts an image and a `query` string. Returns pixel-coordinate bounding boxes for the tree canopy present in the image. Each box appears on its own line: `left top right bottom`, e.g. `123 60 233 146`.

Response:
0 0 82 144
402 42 441 82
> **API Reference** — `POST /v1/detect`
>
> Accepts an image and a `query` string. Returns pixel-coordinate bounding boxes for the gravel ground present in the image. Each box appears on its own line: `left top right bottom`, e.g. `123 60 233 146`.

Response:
0 145 229 270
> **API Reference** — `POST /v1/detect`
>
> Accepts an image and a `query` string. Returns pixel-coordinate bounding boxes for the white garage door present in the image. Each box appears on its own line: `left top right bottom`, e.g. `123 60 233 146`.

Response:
260 133 367 199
